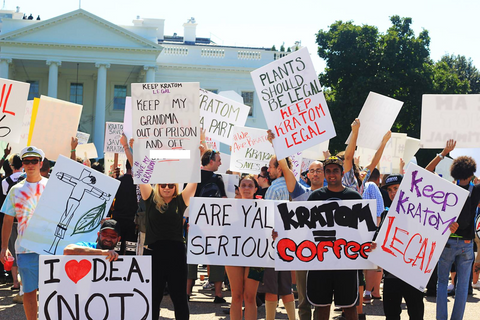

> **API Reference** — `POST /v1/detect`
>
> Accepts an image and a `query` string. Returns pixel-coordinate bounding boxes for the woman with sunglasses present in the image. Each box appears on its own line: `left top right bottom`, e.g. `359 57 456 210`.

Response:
226 174 263 320
120 135 197 320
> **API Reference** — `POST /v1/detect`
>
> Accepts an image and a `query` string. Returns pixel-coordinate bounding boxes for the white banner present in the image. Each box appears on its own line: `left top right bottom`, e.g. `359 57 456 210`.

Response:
403 137 421 163
251 47 336 159
104 122 124 154
0 78 30 144
435 157 454 182
274 200 377 270
39 255 151 320
368 164 469 291
230 126 274 174
131 82 200 184
301 140 330 160
421 94 480 148
187 197 275 268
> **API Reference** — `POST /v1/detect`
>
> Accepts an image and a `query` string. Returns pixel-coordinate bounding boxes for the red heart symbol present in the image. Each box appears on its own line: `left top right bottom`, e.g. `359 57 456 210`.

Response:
65 259 92 284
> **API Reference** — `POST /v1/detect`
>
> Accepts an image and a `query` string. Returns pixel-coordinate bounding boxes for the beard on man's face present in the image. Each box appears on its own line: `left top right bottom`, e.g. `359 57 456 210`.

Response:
97 235 117 250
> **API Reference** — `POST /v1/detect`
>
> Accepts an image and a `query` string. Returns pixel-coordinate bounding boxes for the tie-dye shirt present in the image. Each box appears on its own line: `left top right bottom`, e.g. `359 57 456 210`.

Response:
1 177 48 254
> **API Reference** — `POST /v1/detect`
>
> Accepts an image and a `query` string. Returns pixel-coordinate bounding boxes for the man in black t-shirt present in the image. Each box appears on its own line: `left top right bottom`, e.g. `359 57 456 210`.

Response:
306 157 361 320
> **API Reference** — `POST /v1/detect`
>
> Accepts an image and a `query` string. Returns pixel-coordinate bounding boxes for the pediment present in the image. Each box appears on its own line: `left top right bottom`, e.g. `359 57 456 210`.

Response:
0 9 160 51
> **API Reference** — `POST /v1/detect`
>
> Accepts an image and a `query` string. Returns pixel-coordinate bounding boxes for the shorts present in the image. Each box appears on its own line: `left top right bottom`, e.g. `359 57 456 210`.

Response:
257 268 292 296
188 264 225 282
17 253 39 293
306 270 358 308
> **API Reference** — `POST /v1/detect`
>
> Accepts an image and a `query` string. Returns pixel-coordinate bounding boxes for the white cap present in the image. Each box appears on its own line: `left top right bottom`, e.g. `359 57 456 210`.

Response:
20 146 45 161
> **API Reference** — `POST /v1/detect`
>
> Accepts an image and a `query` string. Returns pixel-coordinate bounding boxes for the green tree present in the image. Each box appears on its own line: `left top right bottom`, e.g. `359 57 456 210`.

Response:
271 45 277 51
280 43 285 52
438 54 480 93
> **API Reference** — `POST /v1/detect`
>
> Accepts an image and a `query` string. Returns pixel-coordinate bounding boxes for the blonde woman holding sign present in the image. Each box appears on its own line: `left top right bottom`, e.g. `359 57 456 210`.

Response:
226 174 263 320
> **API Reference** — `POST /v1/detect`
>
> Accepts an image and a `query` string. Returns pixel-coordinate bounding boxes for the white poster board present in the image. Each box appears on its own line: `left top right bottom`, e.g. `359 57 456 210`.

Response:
290 152 303 181
450 148 480 177
221 173 240 198
205 136 220 151
30 96 83 160
76 131 90 145
274 200 377 270
230 126 274 174
0 78 30 144
251 47 336 159
346 92 403 150
104 122 124 154
435 157 454 182
403 137 421 163
76 143 98 160
356 133 406 174
301 140 330 160
368 164 469 291
199 89 250 145
123 97 132 139
421 94 480 148
187 197 275 267
131 82 200 184
20 156 120 255
9 100 33 155
39 255 151 320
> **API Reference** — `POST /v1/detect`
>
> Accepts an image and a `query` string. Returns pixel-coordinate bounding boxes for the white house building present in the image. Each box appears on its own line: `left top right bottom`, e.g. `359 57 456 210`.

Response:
0 7 289 154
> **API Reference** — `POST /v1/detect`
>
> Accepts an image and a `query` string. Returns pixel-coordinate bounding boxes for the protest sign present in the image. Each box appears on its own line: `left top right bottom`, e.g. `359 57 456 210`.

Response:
131 82 200 184
251 47 336 159
346 92 403 150
104 152 126 176
230 126 274 174
76 131 90 145
199 89 250 145
435 157 454 182
450 148 480 177
9 100 33 155
274 200 377 270
187 197 275 267
20 156 120 255
301 140 329 160
39 255 151 320
301 158 316 175
356 133 406 174
421 94 480 148
290 152 303 181
368 164 469 291
0 78 30 144
205 136 220 151
76 143 98 160
221 173 240 198
29 96 83 160
104 122 124 154
123 97 132 139
404 137 421 163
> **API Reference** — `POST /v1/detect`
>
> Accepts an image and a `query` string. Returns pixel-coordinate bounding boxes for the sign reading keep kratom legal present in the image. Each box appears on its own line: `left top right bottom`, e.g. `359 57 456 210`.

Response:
199 89 250 145
251 47 336 160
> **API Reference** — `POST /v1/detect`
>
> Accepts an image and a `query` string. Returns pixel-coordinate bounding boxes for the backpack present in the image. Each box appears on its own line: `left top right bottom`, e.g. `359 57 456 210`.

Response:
198 173 222 198
0 174 25 208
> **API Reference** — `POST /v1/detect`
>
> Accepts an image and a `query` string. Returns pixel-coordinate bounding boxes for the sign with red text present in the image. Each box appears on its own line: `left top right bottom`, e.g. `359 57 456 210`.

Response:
274 200 377 270
187 197 275 267
251 47 336 160
39 255 151 320
199 89 250 145
205 136 220 151
230 126 274 174
104 122 124 153
0 78 30 144
346 92 403 150
131 82 200 184
421 94 480 148
368 164 469 291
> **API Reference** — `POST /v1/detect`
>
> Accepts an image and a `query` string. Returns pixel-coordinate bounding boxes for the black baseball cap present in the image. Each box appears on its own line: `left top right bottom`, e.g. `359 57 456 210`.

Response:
100 219 120 234
324 156 344 171
382 174 403 189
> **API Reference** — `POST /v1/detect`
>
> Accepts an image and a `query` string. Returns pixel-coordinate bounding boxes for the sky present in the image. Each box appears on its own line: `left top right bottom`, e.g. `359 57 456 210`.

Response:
4 0 480 74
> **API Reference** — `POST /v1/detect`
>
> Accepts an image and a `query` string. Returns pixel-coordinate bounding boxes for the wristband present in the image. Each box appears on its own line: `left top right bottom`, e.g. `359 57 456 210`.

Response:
71 149 76 152
437 153 444 160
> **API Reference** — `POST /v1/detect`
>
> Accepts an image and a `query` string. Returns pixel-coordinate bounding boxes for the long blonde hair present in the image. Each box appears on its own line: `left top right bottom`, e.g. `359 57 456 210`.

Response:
153 183 179 213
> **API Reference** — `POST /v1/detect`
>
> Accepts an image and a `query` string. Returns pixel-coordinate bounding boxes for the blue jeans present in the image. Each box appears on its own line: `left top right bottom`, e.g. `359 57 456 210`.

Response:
436 238 474 320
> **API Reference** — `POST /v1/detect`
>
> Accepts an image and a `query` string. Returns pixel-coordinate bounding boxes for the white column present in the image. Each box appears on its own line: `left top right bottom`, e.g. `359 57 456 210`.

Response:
0 58 12 79
46 60 61 98
144 65 157 83
94 63 110 156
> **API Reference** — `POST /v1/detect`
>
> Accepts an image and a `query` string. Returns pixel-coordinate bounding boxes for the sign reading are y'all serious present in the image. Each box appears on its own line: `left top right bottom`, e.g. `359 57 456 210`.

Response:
104 122 124 153
274 200 378 270
199 89 250 145
0 78 30 144
131 82 200 184
251 47 336 160
187 197 275 268
39 255 152 320
230 126 274 174
368 164 469 291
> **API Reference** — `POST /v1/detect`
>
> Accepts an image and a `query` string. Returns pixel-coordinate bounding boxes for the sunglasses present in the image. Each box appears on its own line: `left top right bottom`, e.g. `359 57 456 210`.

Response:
258 174 267 179
209 150 218 161
159 184 175 189
22 159 40 165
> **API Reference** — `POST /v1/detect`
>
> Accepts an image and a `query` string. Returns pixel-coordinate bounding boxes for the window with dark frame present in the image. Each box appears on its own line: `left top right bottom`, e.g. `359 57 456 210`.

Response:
27 80 39 100
69 83 83 105
241 91 254 116
113 85 127 110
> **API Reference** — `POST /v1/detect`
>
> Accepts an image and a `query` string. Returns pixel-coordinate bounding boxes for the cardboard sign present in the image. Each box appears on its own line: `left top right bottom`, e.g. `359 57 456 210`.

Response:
20 156 120 255
450 148 480 177
251 47 336 159
76 143 98 160
356 133 406 174
435 157 454 182
421 94 480 148
0 78 30 144
199 89 250 145
131 82 200 184
187 197 275 267
39 255 151 320
29 96 83 160
9 100 34 155
301 140 330 161
404 137 421 163
274 200 377 270
76 131 90 145
346 92 403 150
368 164 469 291
104 122 124 154
123 97 132 140
230 126 274 174
221 173 240 198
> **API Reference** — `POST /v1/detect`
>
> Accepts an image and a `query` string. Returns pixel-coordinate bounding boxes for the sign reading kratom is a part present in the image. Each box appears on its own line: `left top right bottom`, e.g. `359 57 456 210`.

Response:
19 156 120 256
251 47 336 160
199 89 250 145
131 82 200 184
0 78 30 144
230 126 274 174
104 122 124 153
421 95 480 148
39 255 151 320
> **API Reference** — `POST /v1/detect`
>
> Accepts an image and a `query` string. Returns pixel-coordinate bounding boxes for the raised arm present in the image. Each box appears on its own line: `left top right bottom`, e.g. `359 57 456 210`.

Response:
70 137 78 161
344 118 360 173
425 139 456 173
182 183 198 206
365 131 391 172
267 129 296 192
120 134 134 167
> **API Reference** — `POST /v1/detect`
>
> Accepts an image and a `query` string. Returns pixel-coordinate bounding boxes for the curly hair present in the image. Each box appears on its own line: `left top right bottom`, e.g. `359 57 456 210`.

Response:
450 156 476 181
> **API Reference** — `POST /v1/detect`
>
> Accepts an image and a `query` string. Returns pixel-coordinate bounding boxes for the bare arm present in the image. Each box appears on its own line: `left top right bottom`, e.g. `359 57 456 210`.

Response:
0 215 14 263
70 137 78 161
344 118 360 173
139 184 153 201
279 158 297 193
63 244 119 261
182 183 198 206
120 134 134 167
365 131 391 172
425 139 456 173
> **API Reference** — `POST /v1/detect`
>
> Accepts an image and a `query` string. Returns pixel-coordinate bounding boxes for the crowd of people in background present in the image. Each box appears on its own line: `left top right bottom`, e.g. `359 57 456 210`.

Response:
0 119 480 320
